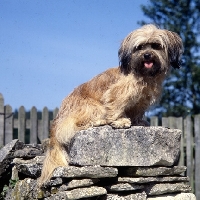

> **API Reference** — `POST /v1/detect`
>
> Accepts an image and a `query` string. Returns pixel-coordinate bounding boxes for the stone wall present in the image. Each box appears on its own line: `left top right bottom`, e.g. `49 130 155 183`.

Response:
0 126 196 199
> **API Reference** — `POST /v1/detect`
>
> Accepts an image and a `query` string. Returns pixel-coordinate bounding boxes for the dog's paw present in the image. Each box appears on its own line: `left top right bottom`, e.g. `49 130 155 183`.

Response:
93 119 107 127
110 118 131 129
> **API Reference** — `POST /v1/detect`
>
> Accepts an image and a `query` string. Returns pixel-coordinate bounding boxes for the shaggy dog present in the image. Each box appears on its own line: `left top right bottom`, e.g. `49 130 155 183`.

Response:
38 24 183 185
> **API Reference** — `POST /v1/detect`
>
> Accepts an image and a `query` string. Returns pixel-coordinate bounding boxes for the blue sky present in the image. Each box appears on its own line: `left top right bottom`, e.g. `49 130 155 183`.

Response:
0 0 150 111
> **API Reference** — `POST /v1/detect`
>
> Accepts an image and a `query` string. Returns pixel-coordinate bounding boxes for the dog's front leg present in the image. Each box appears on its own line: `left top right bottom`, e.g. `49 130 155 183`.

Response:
109 117 131 129
102 88 132 129
105 104 131 129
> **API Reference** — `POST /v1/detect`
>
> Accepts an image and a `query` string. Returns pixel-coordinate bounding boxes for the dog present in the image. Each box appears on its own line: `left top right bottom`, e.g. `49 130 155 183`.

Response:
38 24 183 186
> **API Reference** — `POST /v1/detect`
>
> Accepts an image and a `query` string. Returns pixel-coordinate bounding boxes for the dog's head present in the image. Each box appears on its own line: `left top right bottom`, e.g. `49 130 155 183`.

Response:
118 24 183 77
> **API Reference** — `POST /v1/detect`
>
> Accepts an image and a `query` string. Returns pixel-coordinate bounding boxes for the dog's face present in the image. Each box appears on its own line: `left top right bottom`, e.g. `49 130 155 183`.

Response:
130 41 167 77
118 24 183 77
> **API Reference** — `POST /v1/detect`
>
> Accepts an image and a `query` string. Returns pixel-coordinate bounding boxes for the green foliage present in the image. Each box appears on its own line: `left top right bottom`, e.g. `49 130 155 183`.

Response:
0 178 19 200
0 185 9 200
139 0 200 117
9 179 19 188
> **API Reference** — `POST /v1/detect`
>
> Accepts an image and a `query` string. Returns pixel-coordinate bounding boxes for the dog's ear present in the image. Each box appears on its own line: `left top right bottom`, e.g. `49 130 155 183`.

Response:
170 60 182 69
118 34 132 74
165 30 184 69
118 50 131 74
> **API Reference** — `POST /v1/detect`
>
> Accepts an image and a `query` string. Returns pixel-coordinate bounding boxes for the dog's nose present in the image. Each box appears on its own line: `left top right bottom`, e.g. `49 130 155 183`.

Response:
144 53 151 60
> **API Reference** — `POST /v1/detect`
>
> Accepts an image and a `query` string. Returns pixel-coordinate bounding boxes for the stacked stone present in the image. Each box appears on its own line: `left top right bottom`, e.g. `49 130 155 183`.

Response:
0 126 196 199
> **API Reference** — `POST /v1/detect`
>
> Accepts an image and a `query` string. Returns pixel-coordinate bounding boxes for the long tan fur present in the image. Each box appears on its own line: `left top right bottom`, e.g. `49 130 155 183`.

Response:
38 24 183 186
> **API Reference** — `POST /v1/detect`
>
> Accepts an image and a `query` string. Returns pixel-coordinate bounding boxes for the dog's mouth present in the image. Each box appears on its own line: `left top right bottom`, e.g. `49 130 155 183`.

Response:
135 58 161 77
143 61 154 69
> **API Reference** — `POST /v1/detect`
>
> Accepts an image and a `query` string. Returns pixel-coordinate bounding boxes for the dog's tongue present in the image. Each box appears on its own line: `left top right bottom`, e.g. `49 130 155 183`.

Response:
144 61 153 68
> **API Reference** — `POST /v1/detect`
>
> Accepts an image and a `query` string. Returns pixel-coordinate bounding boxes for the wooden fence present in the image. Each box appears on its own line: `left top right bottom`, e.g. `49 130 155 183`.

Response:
0 93 59 145
0 93 200 198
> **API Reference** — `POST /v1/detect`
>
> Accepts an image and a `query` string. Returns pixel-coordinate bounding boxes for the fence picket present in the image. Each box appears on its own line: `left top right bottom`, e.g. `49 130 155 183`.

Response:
42 107 49 140
30 107 37 144
53 107 59 118
150 116 158 126
161 117 168 128
194 115 200 199
38 120 42 143
175 117 184 167
184 115 194 192
0 94 4 147
18 106 26 143
4 105 13 144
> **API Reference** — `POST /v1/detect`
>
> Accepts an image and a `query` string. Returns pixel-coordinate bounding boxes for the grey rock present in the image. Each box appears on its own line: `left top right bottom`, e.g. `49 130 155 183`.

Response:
118 176 189 184
147 193 196 199
69 126 181 166
144 183 192 196
173 193 196 200
44 177 63 188
5 178 38 200
13 155 45 165
119 166 186 177
106 183 144 192
52 165 118 178
14 147 43 158
175 193 196 200
45 186 107 200
0 139 21 176
59 178 99 190
13 156 44 178
100 192 147 200
11 140 25 150
11 166 19 180
25 143 42 149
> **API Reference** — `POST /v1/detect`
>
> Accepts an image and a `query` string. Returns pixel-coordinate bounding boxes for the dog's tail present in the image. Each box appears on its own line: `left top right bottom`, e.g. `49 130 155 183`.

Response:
38 136 68 187
38 117 80 187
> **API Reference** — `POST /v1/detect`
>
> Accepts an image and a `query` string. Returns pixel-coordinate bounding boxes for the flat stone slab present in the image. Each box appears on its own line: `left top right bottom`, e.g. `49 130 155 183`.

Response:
147 193 196 200
0 139 20 175
119 166 186 177
69 126 181 166
106 183 144 192
44 186 107 200
59 178 99 190
14 146 43 158
52 166 118 178
144 183 192 196
118 176 189 184
44 177 63 188
6 178 38 200
102 192 147 200
13 156 44 178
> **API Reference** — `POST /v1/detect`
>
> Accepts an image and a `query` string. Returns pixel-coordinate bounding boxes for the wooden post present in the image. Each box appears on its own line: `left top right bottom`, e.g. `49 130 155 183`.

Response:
194 114 200 199
30 106 37 144
42 107 49 140
50 107 59 128
0 94 4 146
150 116 158 126
4 105 13 144
38 119 42 143
18 106 26 143
184 115 194 192
176 118 184 167
162 117 168 128
53 107 59 119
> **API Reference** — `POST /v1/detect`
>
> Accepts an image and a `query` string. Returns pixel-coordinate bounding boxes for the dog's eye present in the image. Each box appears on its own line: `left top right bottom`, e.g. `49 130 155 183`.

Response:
151 43 162 50
136 45 144 50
